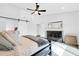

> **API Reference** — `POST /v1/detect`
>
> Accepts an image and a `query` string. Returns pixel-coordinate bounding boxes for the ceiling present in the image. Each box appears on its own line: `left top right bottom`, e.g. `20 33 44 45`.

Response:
11 3 79 15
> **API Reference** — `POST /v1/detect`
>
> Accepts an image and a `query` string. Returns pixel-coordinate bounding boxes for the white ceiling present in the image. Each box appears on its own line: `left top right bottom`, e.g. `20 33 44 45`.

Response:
11 3 79 15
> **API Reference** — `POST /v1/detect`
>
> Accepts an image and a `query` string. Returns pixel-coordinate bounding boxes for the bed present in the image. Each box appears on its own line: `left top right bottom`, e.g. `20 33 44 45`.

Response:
0 30 50 56
51 41 79 56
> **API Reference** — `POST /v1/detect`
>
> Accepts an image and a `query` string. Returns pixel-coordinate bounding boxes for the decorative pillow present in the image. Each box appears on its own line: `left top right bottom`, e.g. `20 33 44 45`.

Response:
1 31 16 46
0 33 15 50
5 31 19 44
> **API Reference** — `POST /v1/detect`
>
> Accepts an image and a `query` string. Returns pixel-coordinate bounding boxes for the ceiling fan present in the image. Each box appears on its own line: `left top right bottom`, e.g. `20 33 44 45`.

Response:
27 3 46 15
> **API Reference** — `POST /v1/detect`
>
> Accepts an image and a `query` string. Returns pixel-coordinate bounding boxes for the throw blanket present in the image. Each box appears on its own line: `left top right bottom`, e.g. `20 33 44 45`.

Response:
22 35 49 46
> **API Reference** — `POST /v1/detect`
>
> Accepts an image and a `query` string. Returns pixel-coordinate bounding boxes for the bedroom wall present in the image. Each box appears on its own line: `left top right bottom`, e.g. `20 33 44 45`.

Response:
77 12 79 45
0 18 6 32
19 10 79 44
63 11 78 36
18 10 42 36
38 11 79 44
19 8 79 45
25 15 41 36
0 4 20 32
0 3 41 36
39 13 63 37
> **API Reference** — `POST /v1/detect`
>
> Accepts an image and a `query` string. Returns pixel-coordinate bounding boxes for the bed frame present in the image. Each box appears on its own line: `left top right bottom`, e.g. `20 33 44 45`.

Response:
31 37 52 56
31 43 50 56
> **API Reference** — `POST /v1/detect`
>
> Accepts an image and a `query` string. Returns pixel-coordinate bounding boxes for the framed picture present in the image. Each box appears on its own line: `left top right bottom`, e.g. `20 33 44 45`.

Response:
48 21 62 29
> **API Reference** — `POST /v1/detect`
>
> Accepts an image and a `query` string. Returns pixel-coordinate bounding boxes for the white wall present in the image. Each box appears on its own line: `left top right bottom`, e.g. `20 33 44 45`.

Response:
0 18 6 32
36 11 79 44
19 10 42 36
25 15 41 36
17 8 79 39
38 13 63 37
63 12 78 36
24 11 79 44
0 3 41 36
20 11 78 38
77 12 79 45
0 4 20 32
0 4 20 18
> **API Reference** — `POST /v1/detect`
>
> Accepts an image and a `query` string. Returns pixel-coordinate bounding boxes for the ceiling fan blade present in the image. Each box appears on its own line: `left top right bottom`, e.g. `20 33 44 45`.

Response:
38 10 46 12
36 3 38 5
36 3 39 10
38 12 41 15
31 11 35 14
27 8 35 11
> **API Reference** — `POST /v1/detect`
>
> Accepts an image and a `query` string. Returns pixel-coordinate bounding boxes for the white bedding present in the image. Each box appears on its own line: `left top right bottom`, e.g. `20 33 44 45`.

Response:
0 36 38 56
16 36 38 56
0 36 49 56
51 41 79 56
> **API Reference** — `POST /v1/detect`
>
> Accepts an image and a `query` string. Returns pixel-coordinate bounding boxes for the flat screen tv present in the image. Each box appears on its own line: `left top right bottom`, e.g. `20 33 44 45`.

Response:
47 31 63 42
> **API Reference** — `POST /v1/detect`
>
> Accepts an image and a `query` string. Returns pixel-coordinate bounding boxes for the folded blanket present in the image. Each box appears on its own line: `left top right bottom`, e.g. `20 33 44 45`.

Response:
22 35 49 46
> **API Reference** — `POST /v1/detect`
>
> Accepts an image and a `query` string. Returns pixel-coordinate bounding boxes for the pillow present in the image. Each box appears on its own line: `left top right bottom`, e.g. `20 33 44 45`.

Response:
5 30 19 44
1 31 16 46
23 35 49 46
0 33 15 50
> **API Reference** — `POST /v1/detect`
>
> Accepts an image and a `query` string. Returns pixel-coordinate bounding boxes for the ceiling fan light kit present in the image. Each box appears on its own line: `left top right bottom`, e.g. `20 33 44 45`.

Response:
27 3 46 15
